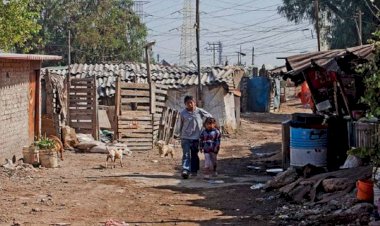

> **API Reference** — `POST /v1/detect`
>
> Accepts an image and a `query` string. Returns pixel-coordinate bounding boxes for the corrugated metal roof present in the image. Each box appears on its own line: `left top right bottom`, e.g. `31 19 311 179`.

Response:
285 44 374 74
42 63 244 98
0 53 62 61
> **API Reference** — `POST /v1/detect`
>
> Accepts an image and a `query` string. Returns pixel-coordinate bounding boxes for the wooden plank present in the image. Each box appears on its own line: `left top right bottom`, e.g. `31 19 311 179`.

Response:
69 99 94 104
121 111 152 116
70 122 93 129
121 98 150 104
119 133 153 138
74 128 93 134
115 77 121 139
121 90 150 97
136 105 150 110
69 109 93 114
124 142 154 146
120 83 150 90
155 95 166 102
118 115 152 121
93 75 99 140
156 101 166 107
150 83 156 114
69 88 94 93
154 89 168 96
69 114 93 120
71 78 94 82
70 96 94 100
120 137 153 142
155 83 168 90
119 128 152 133
118 119 152 124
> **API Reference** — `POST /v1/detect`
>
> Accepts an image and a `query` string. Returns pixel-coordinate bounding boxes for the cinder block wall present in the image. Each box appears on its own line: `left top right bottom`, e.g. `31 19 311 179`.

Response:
0 59 33 160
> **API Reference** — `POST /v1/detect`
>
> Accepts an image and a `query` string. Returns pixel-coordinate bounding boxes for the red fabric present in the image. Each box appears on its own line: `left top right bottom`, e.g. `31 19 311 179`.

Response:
299 81 314 109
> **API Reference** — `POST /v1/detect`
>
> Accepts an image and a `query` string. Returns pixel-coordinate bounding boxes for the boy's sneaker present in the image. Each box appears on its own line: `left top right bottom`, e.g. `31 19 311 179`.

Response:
212 172 218 177
190 172 197 177
182 170 189 179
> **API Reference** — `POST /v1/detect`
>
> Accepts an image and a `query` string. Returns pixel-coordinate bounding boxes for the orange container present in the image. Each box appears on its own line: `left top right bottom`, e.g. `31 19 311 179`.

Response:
356 179 374 202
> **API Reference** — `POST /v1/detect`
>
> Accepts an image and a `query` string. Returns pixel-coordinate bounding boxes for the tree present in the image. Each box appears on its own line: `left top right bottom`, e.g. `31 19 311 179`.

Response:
38 0 147 64
356 30 380 118
0 0 41 52
278 0 380 49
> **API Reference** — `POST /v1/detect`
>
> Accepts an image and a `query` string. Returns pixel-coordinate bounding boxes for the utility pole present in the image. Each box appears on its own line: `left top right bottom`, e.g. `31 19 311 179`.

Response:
218 41 222 65
314 0 321 51
195 0 202 105
251 46 255 66
236 45 246 66
206 42 222 65
355 9 364 46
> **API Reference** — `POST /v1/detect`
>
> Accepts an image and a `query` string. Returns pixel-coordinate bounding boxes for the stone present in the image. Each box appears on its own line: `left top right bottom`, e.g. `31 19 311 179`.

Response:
265 167 298 190
345 203 373 215
322 178 352 192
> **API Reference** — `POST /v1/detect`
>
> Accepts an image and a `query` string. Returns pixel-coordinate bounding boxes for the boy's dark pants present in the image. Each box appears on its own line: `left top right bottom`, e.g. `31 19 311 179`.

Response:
181 139 200 173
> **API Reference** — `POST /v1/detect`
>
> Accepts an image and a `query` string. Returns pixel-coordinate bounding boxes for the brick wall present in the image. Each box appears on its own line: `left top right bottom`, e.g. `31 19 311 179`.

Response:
0 59 39 160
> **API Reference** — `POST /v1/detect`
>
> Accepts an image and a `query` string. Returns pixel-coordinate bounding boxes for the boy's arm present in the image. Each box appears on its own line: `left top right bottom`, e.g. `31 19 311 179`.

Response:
173 113 183 138
214 130 221 153
198 108 212 119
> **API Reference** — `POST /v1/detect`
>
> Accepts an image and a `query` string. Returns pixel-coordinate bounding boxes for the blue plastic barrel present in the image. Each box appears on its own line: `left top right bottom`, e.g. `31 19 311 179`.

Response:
290 126 328 167
247 76 271 112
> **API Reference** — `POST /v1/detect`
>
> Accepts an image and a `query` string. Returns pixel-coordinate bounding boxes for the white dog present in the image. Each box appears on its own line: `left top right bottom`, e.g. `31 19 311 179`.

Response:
105 146 131 168
155 140 174 158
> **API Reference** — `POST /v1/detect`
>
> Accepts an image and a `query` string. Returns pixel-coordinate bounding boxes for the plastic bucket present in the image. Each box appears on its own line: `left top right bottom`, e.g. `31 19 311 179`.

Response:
22 146 39 165
356 179 374 202
39 150 58 168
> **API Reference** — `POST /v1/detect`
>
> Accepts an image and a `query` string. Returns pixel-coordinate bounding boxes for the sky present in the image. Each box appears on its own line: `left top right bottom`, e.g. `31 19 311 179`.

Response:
141 0 317 68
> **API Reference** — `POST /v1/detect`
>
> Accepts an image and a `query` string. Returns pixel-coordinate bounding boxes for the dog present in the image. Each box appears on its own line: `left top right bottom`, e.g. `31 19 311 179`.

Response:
105 147 125 168
155 140 174 158
62 126 79 150
48 135 64 160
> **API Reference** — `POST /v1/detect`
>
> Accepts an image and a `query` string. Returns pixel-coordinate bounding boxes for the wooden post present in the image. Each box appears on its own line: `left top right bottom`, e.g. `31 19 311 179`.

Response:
66 30 71 126
92 76 99 140
315 0 321 51
282 120 291 169
333 81 339 116
114 76 121 140
337 79 352 119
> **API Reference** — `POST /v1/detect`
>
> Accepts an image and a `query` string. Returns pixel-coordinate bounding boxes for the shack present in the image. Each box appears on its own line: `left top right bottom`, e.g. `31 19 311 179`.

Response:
0 53 61 160
280 44 377 170
43 63 245 134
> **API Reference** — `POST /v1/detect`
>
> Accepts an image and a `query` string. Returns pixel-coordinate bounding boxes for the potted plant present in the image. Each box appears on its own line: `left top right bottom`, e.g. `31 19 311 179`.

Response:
33 135 59 168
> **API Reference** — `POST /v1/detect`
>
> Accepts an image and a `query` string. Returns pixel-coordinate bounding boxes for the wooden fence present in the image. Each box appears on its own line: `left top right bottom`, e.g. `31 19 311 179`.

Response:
115 79 168 151
158 108 179 145
68 77 98 140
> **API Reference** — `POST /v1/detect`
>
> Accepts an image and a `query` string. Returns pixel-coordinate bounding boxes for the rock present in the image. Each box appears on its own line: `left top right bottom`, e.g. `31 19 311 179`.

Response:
344 203 373 215
369 220 380 226
322 178 352 192
264 167 298 190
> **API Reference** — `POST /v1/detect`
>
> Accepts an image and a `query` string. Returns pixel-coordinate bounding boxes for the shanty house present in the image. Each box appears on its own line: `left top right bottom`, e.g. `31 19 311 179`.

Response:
44 63 245 133
0 53 61 160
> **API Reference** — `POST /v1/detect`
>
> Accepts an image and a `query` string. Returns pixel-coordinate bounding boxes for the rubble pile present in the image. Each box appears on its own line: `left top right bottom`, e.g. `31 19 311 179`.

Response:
264 166 375 225
272 196 373 225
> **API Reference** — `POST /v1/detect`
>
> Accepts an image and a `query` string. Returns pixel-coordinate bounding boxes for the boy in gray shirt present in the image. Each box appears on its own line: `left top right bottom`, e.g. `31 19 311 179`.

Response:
177 95 212 179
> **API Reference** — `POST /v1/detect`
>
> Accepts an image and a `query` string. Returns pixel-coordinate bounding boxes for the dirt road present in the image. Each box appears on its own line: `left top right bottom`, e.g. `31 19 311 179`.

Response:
0 98 310 226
